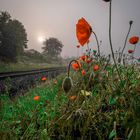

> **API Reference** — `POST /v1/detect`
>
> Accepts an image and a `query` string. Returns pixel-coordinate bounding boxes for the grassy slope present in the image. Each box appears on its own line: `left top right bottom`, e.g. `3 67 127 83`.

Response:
0 75 67 140
0 61 58 72
1 64 140 140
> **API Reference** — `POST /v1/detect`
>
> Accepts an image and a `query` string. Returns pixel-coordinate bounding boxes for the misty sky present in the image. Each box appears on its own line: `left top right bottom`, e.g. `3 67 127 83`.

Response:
0 0 140 58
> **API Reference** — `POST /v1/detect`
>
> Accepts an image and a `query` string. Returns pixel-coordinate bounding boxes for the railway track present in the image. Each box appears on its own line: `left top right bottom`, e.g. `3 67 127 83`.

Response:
0 66 67 79
0 66 67 96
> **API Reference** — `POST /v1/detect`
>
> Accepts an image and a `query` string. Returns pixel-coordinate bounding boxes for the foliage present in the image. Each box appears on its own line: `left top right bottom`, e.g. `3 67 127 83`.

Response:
48 59 140 140
42 37 63 60
0 11 28 62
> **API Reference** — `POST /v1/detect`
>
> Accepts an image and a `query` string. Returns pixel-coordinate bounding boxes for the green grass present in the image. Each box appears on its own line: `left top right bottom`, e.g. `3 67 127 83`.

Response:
48 63 140 140
0 75 68 140
0 62 140 140
0 61 61 72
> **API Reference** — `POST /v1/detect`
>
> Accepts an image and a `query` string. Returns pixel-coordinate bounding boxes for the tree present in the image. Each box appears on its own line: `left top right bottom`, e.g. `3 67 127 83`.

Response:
0 11 10 48
42 37 63 59
0 11 11 26
0 11 28 62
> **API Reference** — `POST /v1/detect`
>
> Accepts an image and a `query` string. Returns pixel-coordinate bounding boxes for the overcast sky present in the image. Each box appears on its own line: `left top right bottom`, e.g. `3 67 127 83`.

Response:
0 0 140 58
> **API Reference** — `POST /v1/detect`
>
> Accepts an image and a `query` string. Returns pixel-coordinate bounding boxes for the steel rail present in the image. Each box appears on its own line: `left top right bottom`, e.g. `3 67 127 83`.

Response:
0 66 67 79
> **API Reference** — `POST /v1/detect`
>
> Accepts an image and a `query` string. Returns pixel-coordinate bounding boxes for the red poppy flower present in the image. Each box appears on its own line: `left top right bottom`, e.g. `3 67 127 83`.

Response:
81 69 86 76
128 49 134 54
69 95 77 101
86 59 92 64
34 96 40 101
72 61 81 71
129 36 139 45
76 18 92 46
76 45 80 48
79 55 87 62
41 76 47 82
93 64 99 71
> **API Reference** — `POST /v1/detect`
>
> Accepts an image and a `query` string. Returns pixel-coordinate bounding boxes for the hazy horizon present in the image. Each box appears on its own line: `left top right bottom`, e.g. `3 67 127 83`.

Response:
0 0 140 58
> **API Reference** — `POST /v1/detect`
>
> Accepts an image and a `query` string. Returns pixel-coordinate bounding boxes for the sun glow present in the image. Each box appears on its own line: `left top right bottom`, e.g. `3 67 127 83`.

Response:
38 36 45 43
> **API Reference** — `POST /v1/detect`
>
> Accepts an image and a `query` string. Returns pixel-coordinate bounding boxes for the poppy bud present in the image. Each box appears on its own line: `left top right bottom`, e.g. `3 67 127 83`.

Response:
62 77 73 93
118 57 121 63
128 49 134 54
76 45 80 48
129 20 133 25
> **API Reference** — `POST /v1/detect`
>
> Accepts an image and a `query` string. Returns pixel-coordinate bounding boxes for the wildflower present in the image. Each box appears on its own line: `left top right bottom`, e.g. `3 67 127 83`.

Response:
128 49 134 54
41 76 47 82
69 95 77 101
86 58 92 64
79 55 87 62
129 36 139 45
81 69 86 76
72 61 81 70
72 63 79 70
76 45 80 48
62 77 73 93
34 96 40 101
76 18 92 46
93 64 99 71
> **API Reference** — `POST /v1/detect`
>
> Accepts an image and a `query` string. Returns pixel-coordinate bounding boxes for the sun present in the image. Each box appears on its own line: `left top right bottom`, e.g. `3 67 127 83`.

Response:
38 36 45 43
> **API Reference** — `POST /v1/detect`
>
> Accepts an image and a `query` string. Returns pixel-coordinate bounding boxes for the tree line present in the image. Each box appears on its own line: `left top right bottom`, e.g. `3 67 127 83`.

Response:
0 11 63 62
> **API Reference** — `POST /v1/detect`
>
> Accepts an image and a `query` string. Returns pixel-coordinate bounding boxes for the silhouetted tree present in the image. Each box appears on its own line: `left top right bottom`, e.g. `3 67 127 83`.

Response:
42 37 63 59
0 11 28 62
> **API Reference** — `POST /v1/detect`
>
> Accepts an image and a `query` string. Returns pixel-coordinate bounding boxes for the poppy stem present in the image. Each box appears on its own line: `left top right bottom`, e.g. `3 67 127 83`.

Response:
92 31 100 58
120 21 133 63
133 44 137 52
109 0 121 80
132 44 137 63
67 59 81 77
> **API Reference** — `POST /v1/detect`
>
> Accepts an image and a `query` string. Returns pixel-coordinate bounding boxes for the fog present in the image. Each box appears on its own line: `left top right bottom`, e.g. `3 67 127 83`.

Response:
0 0 140 57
